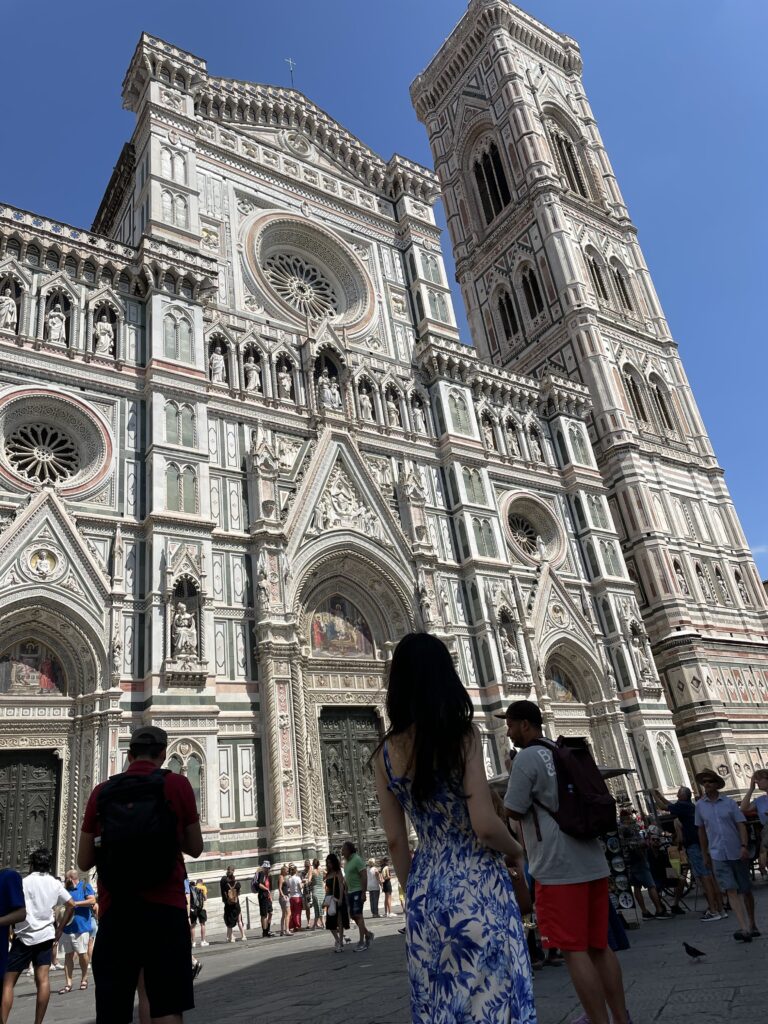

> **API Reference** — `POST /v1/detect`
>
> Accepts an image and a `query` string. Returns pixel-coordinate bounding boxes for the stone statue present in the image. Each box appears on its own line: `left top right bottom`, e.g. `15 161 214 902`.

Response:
499 630 518 673
483 420 496 450
386 394 401 427
277 366 293 400
171 601 197 655
536 534 548 562
317 368 333 409
439 583 451 623
32 549 54 579
46 303 67 344
329 378 342 410
631 631 652 678
506 425 520 457
209 345 226 383
529 430 542 462
111 633 123 673
243 355 261 392
359 388 374 422
256 571 270 610
737 576 749 604
93 313 114 355
0 287 17 331
419 583 434 626
412 402 426 434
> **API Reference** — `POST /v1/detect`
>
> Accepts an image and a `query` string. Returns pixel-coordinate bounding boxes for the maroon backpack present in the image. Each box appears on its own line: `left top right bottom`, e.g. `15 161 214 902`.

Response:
528 736 616 840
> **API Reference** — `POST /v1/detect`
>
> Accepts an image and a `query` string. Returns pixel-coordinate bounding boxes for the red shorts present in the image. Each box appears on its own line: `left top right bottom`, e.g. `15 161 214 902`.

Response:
534 877 609 952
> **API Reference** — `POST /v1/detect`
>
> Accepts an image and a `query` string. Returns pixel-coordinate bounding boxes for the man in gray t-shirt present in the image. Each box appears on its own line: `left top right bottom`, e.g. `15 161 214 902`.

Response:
500 700 631 1024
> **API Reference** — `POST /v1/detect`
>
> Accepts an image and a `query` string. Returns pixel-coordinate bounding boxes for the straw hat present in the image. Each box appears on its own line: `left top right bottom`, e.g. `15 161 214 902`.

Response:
694 768 725 790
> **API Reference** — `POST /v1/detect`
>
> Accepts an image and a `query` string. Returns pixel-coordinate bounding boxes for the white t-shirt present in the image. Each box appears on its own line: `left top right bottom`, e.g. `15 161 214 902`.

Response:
367 867 380 891
286 875 303 898
16 873 71 946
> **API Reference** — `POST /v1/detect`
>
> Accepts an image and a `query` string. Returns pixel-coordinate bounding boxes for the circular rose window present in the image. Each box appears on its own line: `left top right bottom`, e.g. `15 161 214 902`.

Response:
504 493 565 565
6 423 80 484
0 388 114 498
243 213 374 330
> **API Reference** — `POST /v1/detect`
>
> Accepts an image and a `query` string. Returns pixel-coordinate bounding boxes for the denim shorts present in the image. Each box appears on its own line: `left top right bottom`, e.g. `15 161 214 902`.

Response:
712 858 751 895
629 862 657 891
685 843 711 879
346 890 365 917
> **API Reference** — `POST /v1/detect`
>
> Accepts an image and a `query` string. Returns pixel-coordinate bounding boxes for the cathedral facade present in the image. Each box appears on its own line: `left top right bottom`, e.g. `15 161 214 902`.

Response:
0 2 763 875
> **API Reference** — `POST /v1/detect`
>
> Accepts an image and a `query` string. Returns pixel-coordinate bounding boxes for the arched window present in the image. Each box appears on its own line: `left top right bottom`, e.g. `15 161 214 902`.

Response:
166 464 180 510
622 367 649 424
521 266 544 319
166 464 196 513
546 119 590 198
186 753 202 808
161 189 174 222
173 195 188 229
601 540 621 576
165 403 179 444
428 291 449 321
166 403 195 446
472 140 511 225
415 291 425 321
449 393 471 434
181 466 197 514
462 468 486 505
161 148 173 180
601 598 617 634
649 376 675 432
570 426 589 464
585 542 600 579
573 495 586 530
656 736 682 788
585 251 609 303
422 253 441 284
589 495 609 529
556 430 569 465
163 314 193 362
497 290 520 341
610 260 634 312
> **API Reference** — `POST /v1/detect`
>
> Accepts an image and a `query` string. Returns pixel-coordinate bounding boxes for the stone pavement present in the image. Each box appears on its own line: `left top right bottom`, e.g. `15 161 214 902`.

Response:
12 883 766 1024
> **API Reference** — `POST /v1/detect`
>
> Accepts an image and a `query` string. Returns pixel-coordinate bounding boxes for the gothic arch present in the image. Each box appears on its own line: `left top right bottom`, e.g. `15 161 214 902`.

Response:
542 105 597 200
460 123 512 229
542 640 606 707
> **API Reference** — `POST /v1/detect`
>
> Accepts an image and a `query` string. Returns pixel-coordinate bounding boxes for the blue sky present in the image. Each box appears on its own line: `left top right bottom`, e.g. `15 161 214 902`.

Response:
2 1 766 573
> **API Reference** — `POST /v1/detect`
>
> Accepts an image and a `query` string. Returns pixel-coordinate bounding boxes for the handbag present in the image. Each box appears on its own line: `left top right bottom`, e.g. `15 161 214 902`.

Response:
507 863 532 916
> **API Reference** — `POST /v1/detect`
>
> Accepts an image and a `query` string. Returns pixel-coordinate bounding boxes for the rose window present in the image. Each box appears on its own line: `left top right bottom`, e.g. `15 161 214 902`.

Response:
5 423 80 484
508 513 537 554
263 253 339 320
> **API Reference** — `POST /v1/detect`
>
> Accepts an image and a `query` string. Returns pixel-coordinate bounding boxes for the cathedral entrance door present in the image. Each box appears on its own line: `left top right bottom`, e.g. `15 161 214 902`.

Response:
0 751 61 872
318 708 387 859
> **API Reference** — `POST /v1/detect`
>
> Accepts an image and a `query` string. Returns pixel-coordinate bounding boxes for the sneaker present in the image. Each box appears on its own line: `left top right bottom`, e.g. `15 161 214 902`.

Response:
669 905 685 916
241 935 247 942
200 940 210 947
192 941 198 948
750 928 761 937
701 911 721 922
191 960 203 981
354 941 367 952
733 930 753 943
721 910 729 919
641 912 654 920
398 926 406 935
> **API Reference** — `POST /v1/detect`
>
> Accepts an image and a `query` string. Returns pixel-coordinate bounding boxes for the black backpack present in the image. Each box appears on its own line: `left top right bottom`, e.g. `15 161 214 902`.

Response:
189 884 204 912
95 769 179 895
529 736 616 841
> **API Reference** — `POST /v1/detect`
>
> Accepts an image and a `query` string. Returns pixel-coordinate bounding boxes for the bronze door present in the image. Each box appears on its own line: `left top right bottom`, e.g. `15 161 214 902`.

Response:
0 752 61 872
319 708 387 859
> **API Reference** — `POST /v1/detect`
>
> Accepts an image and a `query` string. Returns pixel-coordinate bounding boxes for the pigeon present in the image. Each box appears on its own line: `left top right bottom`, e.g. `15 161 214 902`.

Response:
683 942 706 961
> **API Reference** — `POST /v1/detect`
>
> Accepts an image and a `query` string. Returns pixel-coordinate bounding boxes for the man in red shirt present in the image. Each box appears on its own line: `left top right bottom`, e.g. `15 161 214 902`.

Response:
78 725 203 1024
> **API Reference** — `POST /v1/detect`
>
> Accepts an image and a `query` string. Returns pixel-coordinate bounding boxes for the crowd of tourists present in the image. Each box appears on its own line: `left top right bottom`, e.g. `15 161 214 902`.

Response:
1 633 766 1024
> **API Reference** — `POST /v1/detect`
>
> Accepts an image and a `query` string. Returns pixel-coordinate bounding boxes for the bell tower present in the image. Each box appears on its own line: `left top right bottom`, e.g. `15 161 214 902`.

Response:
412 0 768 784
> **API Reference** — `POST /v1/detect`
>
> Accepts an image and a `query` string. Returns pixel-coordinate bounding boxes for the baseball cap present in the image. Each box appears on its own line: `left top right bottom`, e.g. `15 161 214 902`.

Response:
129 725 169 748
493 700 542 728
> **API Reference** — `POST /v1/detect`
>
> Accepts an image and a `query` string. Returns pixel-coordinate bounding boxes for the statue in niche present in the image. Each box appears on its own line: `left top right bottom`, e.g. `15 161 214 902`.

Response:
209 345 226 383
418 582 434 626
256 570 270 611
31 548 55 579
506 425 520 457
536 535 548 562
359 388 374 422
386 393 401 427
529 430 542 462
46 303 67 343
243 354 261 392
439 582 451 623
412 402 426 434
499 629 518 673
93 313 114 355
329 378 342 410
317 368 334 409
171 601 197 655
277 366 293 400
737 576 749 604
483 420 496 450
0 287 17 331
631 631 652 678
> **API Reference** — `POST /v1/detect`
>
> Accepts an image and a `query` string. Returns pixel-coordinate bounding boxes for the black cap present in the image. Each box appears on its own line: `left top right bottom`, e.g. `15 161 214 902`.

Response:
493 700 543 728
130 725 168 748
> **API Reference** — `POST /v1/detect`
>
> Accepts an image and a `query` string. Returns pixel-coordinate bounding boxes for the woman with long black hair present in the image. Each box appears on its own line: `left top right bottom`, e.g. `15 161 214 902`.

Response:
373 632 536 1024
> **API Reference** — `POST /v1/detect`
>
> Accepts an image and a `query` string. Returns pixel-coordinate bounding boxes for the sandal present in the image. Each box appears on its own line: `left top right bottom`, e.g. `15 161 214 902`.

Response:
79 981 89 990
58 985 73 995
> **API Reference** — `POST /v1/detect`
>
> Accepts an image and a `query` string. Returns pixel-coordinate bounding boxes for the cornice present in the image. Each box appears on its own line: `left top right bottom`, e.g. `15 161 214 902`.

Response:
411 0 582 120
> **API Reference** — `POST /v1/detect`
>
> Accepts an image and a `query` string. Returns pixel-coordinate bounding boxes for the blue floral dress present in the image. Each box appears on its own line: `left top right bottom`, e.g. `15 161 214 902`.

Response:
384 744 537 1024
